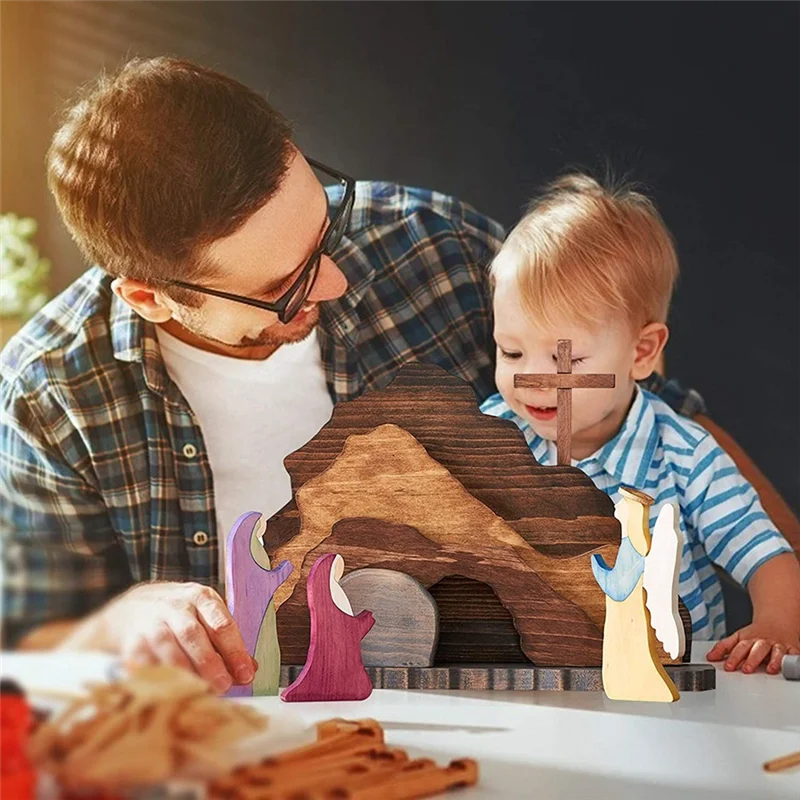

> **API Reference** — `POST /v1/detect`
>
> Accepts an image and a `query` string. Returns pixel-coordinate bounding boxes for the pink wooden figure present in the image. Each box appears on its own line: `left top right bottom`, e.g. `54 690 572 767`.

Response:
225 511 293 697
281 553 375 702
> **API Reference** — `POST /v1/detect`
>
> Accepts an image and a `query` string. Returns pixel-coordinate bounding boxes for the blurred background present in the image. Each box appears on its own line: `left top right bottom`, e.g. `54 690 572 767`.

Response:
2 1 798 512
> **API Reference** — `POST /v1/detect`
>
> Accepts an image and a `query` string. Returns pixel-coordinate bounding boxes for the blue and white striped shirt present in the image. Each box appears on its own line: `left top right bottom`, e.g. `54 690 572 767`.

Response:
480 386 793 640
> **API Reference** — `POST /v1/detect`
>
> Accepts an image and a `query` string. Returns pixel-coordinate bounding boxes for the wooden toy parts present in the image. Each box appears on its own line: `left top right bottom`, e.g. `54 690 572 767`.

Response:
209 718 479 799
591 488 682 702
267 363 622 668
645 502 687 661
340 568 439 667
263 362 708 691
514 338 615 465
225 511 293 697
281 554 375 702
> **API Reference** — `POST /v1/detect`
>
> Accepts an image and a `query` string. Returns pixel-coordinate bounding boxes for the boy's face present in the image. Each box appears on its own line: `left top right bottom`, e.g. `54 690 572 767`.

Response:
492 275 643 459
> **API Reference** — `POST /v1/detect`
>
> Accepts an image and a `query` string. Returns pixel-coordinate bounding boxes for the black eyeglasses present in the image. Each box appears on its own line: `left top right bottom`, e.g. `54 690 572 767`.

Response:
169 158 356 324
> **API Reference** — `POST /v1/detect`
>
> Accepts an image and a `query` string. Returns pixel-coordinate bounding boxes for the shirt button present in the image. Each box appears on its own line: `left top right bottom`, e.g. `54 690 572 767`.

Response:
182 443 197 459
193 531 209 546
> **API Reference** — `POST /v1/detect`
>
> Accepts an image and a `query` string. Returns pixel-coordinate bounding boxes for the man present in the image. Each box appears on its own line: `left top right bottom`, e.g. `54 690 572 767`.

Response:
1 57 707 692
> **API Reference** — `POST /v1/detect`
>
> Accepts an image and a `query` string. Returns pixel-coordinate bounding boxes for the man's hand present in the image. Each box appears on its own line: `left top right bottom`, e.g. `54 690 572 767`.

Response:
707 621 800 674
59 582 255 693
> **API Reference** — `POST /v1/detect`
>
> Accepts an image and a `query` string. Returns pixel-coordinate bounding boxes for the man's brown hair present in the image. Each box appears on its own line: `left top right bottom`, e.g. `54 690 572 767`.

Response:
46 57 294 303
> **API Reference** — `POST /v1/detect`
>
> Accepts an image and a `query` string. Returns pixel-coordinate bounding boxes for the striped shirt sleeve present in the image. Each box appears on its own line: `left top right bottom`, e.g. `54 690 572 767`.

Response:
682 433 793 587
1 376 132 646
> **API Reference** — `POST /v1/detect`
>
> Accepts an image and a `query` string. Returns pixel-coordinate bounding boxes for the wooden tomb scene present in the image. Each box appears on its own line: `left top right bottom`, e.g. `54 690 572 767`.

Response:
260 361 713 692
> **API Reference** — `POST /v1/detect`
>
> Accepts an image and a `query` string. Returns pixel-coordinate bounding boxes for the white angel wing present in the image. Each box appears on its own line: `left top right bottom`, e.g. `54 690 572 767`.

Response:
643 503 686 660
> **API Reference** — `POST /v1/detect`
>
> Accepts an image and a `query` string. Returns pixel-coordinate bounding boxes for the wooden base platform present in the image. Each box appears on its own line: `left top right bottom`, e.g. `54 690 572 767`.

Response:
280 663 716 692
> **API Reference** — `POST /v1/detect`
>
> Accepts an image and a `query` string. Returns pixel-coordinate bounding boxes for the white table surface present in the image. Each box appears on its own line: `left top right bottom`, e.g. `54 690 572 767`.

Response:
3 643 799 800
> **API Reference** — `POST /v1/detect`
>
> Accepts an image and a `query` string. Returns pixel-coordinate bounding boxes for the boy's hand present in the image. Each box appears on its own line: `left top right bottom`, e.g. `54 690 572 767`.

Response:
707 621 800 674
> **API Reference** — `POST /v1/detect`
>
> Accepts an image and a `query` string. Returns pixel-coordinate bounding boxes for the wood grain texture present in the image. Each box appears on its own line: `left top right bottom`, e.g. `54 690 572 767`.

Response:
339 569 439 667
264 363 695 669
429 576 529 664
275 514 609 666
279 664 716 692
281 554 375 703
224 512 293 697
556 340 572 466
427 574 691 666
514 375 617 390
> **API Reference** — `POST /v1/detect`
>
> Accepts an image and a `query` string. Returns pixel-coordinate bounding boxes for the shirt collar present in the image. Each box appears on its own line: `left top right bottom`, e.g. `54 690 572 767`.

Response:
318 232 376 348
589 385 657 487
110 289 184 404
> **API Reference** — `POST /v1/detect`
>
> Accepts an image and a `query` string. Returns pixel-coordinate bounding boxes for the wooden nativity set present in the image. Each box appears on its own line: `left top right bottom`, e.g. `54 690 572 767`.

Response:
225 344 716 705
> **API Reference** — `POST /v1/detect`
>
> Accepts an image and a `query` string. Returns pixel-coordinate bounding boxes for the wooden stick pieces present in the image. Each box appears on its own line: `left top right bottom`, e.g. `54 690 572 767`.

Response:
763 750 800 773
209 718 478 800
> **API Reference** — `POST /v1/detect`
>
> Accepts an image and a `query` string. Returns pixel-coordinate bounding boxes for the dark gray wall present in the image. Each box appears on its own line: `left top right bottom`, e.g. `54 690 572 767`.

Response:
2 1 798 511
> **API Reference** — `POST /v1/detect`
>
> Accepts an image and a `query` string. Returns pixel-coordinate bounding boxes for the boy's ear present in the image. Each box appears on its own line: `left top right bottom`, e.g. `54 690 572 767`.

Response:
631 322 669 381
111 277 176 323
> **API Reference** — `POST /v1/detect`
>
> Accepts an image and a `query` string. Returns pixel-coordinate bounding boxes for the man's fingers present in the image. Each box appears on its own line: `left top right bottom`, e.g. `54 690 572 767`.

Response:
707 632 739 661
725 639 754 671
168 611 233 693
766 644 786 675
194 589 254 685
123 637 159 669
147 623 195 673
742 639 772 673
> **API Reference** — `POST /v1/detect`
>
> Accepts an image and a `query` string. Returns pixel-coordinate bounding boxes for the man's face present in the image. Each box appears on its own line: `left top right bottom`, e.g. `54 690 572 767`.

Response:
492 274 638 457
167 151 349 355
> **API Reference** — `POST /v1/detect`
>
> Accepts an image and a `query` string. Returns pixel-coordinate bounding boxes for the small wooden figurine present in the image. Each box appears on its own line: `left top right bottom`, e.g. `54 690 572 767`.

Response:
591 487 683 702
281 554 375 702
225 511 294 697
340 568 439 666
514 338 615 465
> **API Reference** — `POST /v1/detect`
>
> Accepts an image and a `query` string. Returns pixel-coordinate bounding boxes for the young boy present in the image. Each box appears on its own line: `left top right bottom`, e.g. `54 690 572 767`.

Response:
480 173 800 674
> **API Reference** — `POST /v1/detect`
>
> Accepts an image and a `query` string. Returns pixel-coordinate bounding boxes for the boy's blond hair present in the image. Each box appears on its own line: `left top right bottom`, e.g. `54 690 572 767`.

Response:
491 173 679 332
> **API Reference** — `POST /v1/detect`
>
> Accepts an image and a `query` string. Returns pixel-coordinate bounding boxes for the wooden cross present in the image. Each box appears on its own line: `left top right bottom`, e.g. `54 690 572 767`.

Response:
513 339 616 465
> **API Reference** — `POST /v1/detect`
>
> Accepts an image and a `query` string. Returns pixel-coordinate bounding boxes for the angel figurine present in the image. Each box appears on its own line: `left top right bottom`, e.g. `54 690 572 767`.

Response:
591 486 685 702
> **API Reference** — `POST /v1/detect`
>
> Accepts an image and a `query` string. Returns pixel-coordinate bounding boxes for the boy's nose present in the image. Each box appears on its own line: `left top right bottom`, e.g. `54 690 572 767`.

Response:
308 255 348 303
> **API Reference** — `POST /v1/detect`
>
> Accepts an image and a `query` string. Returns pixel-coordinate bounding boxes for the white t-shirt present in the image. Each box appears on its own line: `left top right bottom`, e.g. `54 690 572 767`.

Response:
156 327 334 581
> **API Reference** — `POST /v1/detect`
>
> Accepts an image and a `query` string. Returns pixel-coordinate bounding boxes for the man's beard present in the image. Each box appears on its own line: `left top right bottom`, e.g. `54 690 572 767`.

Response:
179 305 320 351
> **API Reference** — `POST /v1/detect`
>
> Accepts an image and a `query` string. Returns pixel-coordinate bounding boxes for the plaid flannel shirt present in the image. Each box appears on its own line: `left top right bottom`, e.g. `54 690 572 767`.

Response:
0 181 704 644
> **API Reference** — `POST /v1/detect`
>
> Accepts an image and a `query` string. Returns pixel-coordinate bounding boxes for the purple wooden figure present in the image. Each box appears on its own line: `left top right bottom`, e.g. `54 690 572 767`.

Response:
225 511 293 697
281 553 375 702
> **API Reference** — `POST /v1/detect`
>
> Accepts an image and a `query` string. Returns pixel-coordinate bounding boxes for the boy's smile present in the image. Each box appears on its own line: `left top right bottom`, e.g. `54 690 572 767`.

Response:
524 404 558 423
